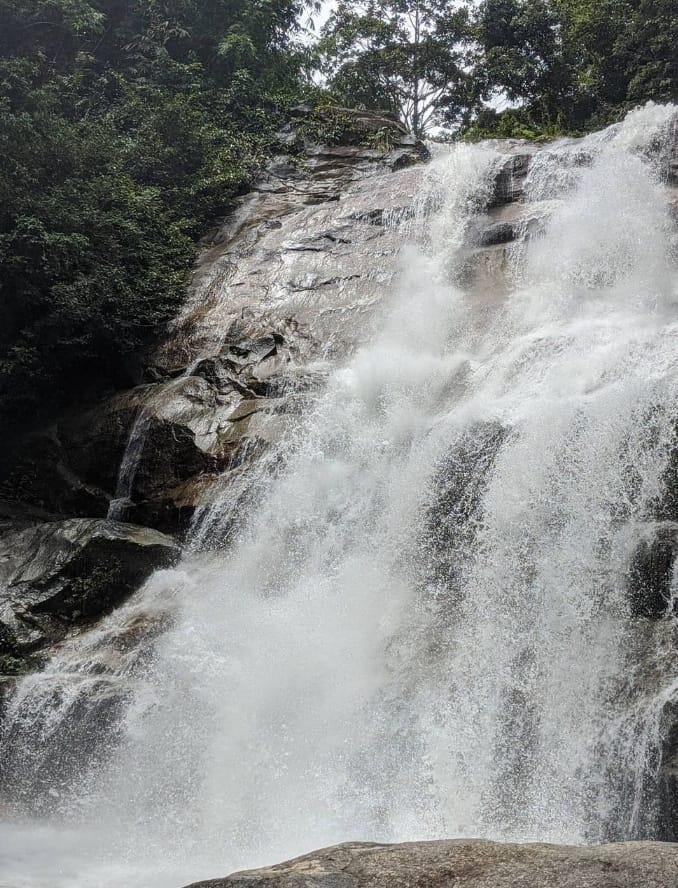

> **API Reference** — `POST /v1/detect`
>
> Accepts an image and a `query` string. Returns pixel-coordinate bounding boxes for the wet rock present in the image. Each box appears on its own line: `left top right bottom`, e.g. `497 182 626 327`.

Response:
152 133 425 376
128 416 220 502
64 378 233 498
0 676 17 718
181 839 678 888
126 474 220 537
657 432 678 522
2 111 427 545
479 199 550 241
387 143 430 170
58 398 143 494
57 330 314 534
627 522 678 619
0 500 50 538
477 220 516 247
488 152 533 208
0 519 178 655
423 421 509 588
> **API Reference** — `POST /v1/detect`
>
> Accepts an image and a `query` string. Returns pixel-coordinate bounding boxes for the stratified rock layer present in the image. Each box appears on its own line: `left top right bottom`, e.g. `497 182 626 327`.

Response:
182 840 678 888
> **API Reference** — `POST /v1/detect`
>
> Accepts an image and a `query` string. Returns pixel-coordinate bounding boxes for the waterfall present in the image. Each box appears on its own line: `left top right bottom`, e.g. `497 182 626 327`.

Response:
2 104 678 887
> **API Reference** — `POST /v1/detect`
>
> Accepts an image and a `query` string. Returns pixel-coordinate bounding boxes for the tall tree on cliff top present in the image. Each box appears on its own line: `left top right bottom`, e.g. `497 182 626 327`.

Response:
318 0 475 136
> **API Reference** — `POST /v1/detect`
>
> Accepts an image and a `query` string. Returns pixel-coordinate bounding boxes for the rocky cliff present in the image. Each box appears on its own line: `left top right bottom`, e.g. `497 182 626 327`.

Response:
0 109 429 670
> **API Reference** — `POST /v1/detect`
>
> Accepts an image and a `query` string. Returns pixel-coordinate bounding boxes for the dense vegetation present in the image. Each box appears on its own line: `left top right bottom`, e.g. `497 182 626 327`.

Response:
1 0 677 434
0 0 314 431
319 0 678 138
467 0 678 138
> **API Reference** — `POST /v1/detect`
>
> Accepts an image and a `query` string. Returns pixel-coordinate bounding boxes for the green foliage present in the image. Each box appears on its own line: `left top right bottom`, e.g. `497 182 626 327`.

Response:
462 106 569 141
476 0 570 118
0 653 44 675
317 0 475 137
292 102 403 147
0 0 312 431
472 0 678 136
313 0 678 139
619 0 678 105
366 126 402 150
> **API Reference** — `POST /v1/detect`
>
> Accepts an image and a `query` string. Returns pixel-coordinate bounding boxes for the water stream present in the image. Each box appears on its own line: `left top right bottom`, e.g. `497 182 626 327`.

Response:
2 104 678 887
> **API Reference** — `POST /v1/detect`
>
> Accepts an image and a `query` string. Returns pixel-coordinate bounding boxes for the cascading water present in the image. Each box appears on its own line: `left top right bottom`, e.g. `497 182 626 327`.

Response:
2 103 678 887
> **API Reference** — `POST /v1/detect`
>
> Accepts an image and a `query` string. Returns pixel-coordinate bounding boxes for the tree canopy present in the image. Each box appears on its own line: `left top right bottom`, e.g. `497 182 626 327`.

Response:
317 0 475 136
468 0 678 136
317 0 678 136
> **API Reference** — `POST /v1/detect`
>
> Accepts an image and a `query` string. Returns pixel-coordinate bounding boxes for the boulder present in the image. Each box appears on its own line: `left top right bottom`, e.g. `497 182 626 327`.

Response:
181 839 678 888
49 326 316 534
0 518 178 656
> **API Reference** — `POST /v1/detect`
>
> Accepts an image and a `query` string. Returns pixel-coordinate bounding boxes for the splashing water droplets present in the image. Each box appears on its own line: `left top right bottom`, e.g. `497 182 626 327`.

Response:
2 104 678 886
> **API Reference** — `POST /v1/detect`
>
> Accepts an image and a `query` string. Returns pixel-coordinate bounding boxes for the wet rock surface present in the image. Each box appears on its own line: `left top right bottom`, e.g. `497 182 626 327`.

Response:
658 699 678 841
0 115 432 678
488 149 535 208
182 840 678 888
0 518 178 655
628 522 678 619
0 117 429 541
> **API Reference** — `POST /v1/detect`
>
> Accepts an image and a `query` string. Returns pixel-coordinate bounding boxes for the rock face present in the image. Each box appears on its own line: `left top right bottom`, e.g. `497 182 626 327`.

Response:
0 109 434 680
0 518 178 655
0 110 431 538
0 123 550 546
628 522 678 619
182 840 678 888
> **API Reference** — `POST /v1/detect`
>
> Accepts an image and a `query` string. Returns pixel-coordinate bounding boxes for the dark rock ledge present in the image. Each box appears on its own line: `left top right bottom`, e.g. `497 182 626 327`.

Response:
0 518 178 659
182 839 678 888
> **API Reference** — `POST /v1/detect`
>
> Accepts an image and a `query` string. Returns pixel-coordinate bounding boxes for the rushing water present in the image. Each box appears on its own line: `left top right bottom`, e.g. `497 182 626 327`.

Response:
2 104 678 887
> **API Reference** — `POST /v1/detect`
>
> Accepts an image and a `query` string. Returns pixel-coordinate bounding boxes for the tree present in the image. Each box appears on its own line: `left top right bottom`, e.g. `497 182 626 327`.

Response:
553 0 631 118
472 0 678 135
475 0 572 124
617 0 678 105
317 0 475 136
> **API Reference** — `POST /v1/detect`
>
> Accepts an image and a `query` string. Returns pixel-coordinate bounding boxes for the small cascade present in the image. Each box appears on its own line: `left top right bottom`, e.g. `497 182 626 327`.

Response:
2 104 678 886
108 410 154 520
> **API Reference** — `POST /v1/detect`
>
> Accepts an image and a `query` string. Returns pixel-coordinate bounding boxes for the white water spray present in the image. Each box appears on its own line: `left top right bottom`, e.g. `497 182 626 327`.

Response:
2 104 678 887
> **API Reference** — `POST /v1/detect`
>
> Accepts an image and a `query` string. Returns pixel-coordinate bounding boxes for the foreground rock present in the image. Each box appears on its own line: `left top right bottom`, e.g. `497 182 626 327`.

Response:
0 518 178 658
183 839 678 888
